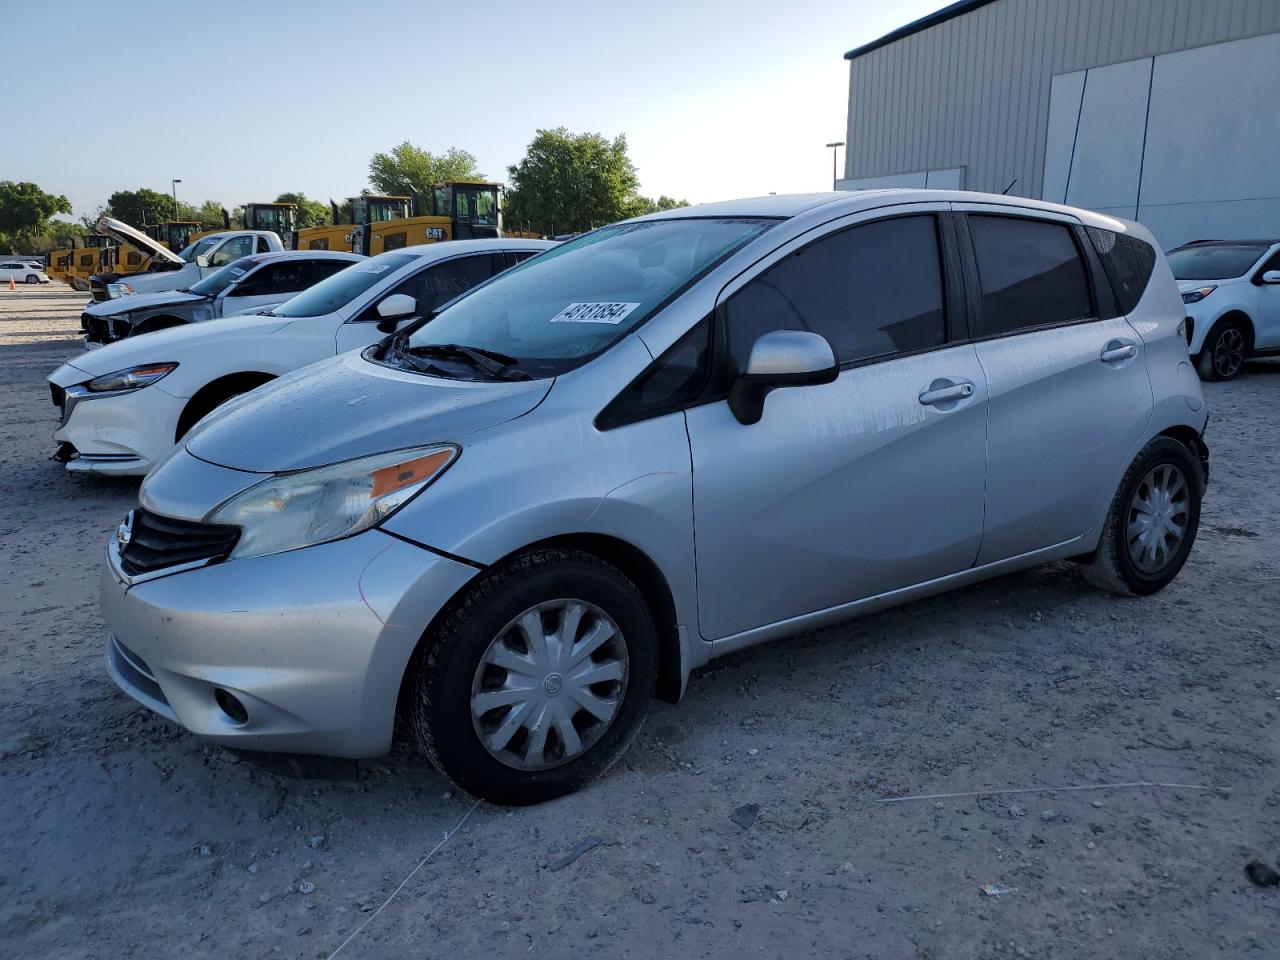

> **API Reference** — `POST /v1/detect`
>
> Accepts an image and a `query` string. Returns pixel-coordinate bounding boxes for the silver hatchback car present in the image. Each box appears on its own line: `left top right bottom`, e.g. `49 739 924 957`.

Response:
102 191 1208 804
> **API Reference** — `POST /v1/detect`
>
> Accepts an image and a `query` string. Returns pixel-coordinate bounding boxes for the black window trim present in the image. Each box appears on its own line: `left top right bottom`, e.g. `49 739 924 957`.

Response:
595 209 969 431
955 210 1104 343
1250 244 1280 284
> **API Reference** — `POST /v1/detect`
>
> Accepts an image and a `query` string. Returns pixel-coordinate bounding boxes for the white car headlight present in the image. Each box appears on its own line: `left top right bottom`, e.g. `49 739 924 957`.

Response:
106 282 137 298
209 444 458 561
1181 285 1216 304
85 362 178 392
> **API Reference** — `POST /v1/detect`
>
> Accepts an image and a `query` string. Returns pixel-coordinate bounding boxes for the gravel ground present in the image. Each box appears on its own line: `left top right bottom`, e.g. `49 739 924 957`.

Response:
2 285 1279 959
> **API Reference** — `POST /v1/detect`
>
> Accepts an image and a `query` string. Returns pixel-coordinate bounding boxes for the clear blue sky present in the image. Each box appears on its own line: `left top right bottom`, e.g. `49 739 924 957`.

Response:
3 0 940 221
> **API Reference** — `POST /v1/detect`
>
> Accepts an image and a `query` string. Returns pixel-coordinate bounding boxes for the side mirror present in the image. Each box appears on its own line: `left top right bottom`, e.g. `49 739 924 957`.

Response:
1261 270 1280 284
375 292 417 333
195 254 210 268
728 330 838 425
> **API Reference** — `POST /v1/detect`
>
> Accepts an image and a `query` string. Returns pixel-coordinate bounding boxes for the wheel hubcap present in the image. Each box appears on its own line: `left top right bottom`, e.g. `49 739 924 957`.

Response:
1214 328 1244 376
1127 463 1190 574
470 599 628 771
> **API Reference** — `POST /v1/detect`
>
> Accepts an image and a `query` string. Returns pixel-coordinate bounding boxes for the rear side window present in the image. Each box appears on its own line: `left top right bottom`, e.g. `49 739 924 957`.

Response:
1087 228 1156 314
726 215 947 369
968 216 1093 336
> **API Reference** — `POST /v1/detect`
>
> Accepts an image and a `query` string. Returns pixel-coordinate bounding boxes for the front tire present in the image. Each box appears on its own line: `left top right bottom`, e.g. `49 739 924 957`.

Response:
409 548 658 805
25 274 38 284
1081 437 1203 596
1196 319 1248 381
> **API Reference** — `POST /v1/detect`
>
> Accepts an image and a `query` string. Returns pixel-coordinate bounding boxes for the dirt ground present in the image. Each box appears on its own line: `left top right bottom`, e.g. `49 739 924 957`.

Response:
2 285 1278 959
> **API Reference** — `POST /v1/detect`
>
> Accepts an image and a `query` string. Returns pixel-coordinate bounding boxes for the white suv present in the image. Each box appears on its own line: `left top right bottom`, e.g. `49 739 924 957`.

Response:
1167 239 1280 380
0 260 50 284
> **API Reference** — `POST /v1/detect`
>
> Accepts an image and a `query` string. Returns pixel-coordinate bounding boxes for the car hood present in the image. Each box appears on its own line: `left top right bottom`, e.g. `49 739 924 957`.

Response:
65 312 293 377
185 351 553 473
95 216 184 265
84 289 206 317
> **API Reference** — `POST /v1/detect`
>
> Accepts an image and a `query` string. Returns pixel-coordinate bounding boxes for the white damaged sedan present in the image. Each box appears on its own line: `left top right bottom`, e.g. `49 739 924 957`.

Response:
47 239 554 475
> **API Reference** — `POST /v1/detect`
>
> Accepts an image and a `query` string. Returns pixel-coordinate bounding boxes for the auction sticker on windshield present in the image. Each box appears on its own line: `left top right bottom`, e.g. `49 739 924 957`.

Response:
549 302 642 324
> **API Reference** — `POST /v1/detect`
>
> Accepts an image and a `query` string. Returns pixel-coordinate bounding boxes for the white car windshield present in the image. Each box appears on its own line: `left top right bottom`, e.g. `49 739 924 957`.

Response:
1166 243 1268 280
399 218 774 378
270 252 417 318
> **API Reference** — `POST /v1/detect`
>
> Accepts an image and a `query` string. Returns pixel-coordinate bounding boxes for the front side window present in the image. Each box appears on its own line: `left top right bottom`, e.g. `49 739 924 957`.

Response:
189 257 255 297
231 261 311 297
178 236 220 263
402 218 773 378
210 235 254 267
365 255 495 320
969 215 1092 336
1165 243 1268 280
726 215 947 370
271 252 417 318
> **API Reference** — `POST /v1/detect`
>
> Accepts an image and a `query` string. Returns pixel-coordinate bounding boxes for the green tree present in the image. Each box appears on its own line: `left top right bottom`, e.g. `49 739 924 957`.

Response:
0 181 73 239
105 188 176 229
276 192 331 229
194 200 229 229
629 194 691 217
504 128 649 235
368 142 483 200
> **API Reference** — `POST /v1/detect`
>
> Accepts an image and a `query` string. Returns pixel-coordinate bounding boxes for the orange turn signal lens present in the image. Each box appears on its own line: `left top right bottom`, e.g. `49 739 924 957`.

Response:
370 449 454 498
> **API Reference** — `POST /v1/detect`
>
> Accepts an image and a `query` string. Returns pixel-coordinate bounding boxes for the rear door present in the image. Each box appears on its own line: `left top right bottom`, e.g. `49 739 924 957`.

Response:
953 204 1153 564
684 207 990 641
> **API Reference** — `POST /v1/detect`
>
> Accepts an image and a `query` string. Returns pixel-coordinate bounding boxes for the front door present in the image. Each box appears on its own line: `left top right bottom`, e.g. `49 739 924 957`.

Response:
685 211 989 641
954 206 1153 564
1251 248 1280 349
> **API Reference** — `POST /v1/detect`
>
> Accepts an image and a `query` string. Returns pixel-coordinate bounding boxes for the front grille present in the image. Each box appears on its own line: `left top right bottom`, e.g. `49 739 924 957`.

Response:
89 275 113 302
119 507 240 576
81 311 120 345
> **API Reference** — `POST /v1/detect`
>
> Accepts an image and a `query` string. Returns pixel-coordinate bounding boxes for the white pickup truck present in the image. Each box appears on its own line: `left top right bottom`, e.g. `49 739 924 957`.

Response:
89 217 285 302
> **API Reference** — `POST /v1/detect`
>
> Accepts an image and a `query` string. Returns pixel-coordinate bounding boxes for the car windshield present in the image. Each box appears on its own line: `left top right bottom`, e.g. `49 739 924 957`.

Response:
188 258 256 297
1166 243 1268 280
401 218 774 377
270 252 417 318
177 236 221 263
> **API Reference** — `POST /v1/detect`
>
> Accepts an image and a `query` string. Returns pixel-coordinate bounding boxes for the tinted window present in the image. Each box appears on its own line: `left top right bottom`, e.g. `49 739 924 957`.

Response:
232 261 308 297
1087 228 1156 315
969 216 1092 335
1165 243 1267 280
256 237 271 254
726 215 946 369
598 317 713 429
189 257 255 297
391 255 493 317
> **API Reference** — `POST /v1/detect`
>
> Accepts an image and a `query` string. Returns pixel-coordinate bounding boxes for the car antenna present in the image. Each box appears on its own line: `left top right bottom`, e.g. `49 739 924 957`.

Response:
1000 178 1019 195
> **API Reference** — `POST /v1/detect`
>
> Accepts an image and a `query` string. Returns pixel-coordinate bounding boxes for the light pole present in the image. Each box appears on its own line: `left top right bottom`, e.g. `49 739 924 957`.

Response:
171 179 182 221
825 142 845 190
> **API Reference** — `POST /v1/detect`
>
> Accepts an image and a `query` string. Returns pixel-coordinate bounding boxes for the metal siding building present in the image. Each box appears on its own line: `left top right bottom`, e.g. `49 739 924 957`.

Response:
841 0 1280 246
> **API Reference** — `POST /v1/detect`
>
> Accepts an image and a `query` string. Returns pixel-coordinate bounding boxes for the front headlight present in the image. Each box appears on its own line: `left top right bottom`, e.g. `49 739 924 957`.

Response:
85 362 178 392
106 282 137 299
209 444 458 561
1181 285 1216 304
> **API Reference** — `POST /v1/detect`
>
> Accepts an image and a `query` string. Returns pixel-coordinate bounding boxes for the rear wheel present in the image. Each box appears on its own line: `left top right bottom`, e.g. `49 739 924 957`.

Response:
1196 319 1248 380
1081 437 1203 596
409 548 657 805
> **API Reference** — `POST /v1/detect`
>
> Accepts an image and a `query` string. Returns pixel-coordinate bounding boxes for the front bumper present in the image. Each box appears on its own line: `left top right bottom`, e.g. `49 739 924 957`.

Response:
101 527 479 758
49 375 184 476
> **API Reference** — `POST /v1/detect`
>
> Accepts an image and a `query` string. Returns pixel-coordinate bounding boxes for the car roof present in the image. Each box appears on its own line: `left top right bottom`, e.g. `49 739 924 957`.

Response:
243 250 365 265
1171 238 1280 248
391 238 558 261
627 189 1134 229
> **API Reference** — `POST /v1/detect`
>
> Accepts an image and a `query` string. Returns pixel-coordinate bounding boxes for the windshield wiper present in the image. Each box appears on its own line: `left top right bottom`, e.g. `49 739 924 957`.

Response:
404 343 532 381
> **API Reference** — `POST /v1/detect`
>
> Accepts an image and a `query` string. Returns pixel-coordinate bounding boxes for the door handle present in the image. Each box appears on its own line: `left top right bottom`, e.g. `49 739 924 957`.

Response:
1101 342 1138 363
918 380 974 406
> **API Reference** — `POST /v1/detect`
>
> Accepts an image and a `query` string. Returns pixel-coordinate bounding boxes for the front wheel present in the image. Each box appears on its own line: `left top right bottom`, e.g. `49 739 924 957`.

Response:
409 548 658 805
1081 436 1203 596
25 274 38 284
1196 320 1248 381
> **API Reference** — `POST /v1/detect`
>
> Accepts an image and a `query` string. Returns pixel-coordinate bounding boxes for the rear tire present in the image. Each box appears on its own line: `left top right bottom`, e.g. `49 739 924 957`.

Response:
1196 319 1248 381
409 548 658 805
1081 436 1203 596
